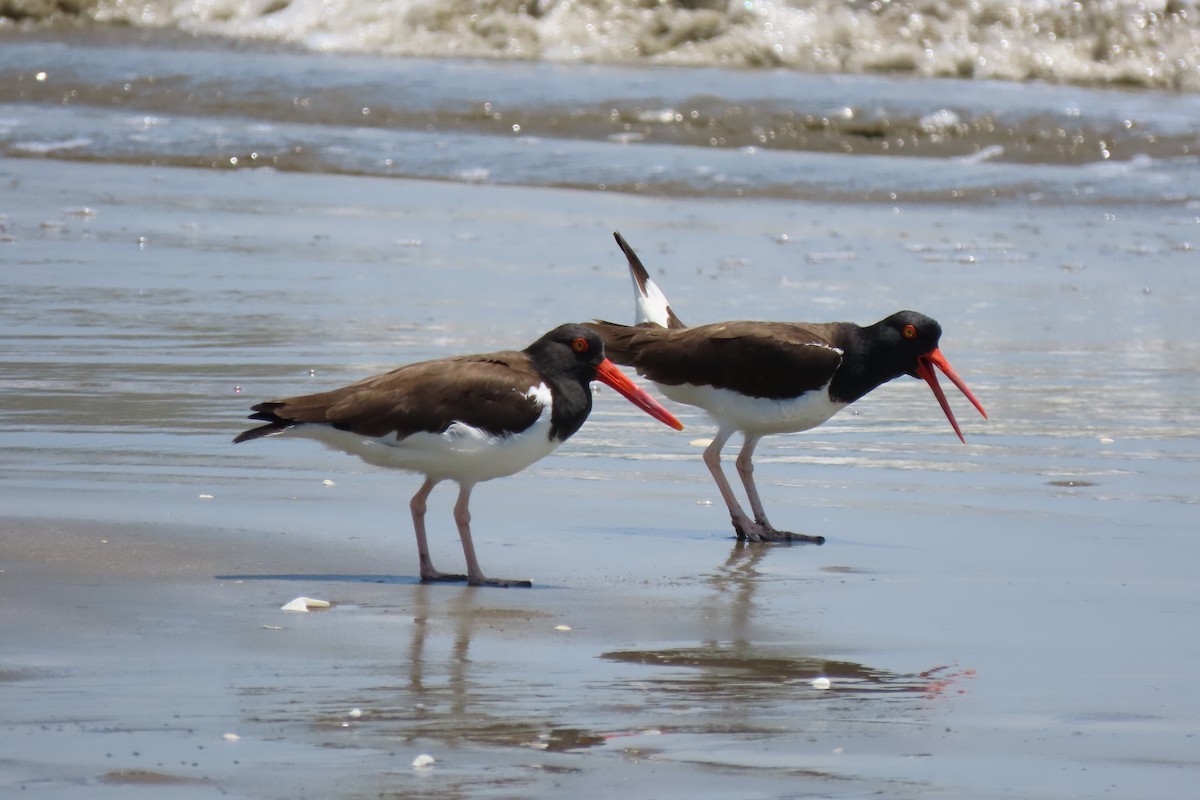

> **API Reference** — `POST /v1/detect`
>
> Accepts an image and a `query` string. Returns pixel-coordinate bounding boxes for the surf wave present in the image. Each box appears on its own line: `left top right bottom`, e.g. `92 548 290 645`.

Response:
9 0 1200 91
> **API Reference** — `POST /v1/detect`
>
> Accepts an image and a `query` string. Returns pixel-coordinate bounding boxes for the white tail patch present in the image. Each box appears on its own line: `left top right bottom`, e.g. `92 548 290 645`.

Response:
632 272 674 327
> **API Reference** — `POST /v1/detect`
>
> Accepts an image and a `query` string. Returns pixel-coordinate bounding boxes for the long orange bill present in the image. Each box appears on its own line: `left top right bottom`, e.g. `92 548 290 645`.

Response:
915 348 988 443
594 358 684 431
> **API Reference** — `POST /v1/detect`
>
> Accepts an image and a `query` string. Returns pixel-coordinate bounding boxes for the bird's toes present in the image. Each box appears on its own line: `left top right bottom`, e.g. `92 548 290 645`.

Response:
738 522 826 545
780 531 826 545
733 519 772 543
469 577 533 588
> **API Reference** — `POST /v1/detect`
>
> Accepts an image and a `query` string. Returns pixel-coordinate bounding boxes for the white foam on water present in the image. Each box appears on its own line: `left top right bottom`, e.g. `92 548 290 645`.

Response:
10 136 93 153
67 0 1200 90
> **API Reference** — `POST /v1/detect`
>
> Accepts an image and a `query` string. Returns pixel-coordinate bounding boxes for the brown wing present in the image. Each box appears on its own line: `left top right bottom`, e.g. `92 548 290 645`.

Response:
240 351 544 441
586 320 844 400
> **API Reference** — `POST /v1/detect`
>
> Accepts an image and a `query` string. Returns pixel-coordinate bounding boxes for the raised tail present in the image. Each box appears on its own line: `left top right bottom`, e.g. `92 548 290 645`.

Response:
614 232 685 330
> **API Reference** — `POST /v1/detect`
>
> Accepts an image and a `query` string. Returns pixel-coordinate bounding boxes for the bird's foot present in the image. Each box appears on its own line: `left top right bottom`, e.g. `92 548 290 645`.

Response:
770 530 826 545
734 518 825 545
468 576 533 588
420 570 469 583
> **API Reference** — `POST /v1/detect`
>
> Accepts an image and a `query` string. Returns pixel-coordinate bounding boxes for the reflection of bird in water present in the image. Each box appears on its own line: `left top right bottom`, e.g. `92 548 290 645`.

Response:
717 540 771 581
402 587 538 744
405 586 470 709
401 589 611 751
599 542 977 709
703 540 771 643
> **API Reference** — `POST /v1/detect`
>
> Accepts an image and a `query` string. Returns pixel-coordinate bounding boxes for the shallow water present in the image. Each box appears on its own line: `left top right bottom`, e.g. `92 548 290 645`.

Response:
3 29 1200 204
3 149 1199 797
2 23 1200 800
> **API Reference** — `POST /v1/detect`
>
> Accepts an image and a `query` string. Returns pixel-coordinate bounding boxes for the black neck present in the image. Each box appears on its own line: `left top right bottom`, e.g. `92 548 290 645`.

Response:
828 322 908 404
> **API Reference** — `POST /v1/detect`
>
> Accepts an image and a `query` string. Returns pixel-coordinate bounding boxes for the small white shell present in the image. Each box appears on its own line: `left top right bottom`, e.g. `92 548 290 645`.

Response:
811 677 832 690
412 754 435 769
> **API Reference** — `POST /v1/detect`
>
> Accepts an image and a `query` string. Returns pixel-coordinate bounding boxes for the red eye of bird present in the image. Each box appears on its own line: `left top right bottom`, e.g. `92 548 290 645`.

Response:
902 324 918 340
572 337 590 353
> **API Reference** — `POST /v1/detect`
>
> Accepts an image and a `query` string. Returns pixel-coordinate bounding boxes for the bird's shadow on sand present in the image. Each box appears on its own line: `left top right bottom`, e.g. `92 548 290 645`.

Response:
214 573 422 585
213 573 561 588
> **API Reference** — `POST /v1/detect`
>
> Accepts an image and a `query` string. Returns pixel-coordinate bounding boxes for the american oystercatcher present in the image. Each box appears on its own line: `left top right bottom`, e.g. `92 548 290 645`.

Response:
234 324 683 587
585 233 987 545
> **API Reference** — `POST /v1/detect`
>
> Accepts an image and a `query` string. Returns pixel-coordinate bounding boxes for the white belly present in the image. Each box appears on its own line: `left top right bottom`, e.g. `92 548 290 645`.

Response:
656 381 846 435
287 384 560 484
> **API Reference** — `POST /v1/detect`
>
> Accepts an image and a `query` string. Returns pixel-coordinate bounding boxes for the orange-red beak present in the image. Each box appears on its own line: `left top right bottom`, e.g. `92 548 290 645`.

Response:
915 349 988 443
594 358 684 431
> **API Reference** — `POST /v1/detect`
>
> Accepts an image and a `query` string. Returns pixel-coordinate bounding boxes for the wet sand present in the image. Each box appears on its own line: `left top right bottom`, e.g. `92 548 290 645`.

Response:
2 155 1199 798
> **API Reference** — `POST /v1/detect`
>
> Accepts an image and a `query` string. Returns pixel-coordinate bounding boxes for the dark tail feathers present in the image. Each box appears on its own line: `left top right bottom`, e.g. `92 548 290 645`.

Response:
232 403 294 444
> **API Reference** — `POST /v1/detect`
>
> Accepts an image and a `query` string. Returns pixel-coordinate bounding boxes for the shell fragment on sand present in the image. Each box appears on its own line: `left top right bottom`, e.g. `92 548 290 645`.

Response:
281 596 332 612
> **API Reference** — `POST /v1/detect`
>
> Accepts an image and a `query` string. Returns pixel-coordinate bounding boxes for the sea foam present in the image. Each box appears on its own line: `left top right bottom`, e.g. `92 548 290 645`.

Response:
26 0 1192 91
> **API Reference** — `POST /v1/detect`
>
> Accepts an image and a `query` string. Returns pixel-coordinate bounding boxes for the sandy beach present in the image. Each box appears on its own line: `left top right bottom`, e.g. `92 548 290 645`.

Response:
3 147 1199 798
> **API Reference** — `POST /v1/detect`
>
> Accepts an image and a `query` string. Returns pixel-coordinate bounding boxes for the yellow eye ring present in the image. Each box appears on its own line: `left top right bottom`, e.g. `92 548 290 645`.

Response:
572 337 590 353
902 324 917 340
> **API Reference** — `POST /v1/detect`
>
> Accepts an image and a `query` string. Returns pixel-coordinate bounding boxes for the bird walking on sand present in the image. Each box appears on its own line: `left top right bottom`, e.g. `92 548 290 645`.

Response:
234 324 683 587
585 233 986 545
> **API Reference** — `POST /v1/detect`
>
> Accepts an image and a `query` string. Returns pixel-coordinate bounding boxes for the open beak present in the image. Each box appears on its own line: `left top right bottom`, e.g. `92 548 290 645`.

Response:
594 358 684 431
915 349 988 443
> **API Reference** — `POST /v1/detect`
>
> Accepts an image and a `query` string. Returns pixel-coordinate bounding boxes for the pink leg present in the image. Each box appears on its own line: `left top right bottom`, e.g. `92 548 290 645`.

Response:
703 428 765 540
453 483 531 588
700 432 824 545
735 435 770 528
410 478 467 582
734 435 823 543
